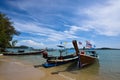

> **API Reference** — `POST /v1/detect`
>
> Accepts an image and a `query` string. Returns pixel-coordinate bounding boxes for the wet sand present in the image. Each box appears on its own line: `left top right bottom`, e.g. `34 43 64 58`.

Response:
39 66 76 80
0 56 73 80
0 56 44 80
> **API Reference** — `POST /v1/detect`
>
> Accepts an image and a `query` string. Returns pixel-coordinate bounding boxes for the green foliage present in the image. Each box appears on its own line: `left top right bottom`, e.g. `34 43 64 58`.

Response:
0 12 20 52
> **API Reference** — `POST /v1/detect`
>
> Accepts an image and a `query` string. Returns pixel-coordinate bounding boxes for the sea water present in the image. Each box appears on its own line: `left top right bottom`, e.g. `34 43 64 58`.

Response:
6 48 36 53
0 50 120 80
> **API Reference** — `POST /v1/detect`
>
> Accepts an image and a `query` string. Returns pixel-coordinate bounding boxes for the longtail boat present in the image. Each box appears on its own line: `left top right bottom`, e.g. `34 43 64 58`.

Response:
72 40 98 67
2 50 45 56
42 40 98 68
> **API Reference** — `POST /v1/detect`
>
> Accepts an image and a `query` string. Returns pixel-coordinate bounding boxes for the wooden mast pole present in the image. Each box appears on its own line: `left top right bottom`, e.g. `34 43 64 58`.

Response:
72 40 81 68
72 40 80 55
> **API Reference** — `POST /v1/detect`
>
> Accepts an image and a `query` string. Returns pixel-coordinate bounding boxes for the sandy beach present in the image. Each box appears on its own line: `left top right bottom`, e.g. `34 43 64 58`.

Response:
1 50 120 80
0 55 74 80
39 66 76 80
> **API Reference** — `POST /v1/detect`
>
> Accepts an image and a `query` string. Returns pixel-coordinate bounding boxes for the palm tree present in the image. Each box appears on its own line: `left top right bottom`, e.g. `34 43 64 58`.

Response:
10 40 18 48
0 12 20 52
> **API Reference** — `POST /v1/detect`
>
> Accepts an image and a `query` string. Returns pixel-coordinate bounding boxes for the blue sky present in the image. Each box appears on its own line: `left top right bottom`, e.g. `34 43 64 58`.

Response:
0 0 120 49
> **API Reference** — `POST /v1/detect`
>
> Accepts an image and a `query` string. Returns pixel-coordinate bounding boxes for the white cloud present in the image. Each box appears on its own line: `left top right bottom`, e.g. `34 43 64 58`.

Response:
10 0 120 37
5 0 120 48
15 22 54 35
81 0 120 36
14 22 79 42
7 0 84 42
17 40 45 48
64 25 90 35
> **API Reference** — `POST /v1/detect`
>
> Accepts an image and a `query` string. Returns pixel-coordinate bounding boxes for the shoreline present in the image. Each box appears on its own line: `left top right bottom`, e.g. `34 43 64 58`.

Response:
0 55 44 80
0 55 72 80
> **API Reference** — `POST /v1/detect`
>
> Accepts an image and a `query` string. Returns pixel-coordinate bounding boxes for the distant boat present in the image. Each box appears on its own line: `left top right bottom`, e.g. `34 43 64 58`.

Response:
18 49 25 53
2 50 45 56
42 40 98 68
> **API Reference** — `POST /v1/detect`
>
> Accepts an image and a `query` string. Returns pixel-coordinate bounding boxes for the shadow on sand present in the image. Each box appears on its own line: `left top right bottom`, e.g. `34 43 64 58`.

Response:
51 59 99 75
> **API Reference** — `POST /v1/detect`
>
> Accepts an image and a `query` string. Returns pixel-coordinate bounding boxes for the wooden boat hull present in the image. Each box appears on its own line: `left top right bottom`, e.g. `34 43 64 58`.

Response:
2 50 45 56
80 54 96 67
43 56 78 68
42 54 97 68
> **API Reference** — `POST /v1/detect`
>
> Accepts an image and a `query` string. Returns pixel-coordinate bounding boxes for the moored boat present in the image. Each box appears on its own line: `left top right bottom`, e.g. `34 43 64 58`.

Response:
43 54 78 68
2 50 45 56
42 40 98 68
